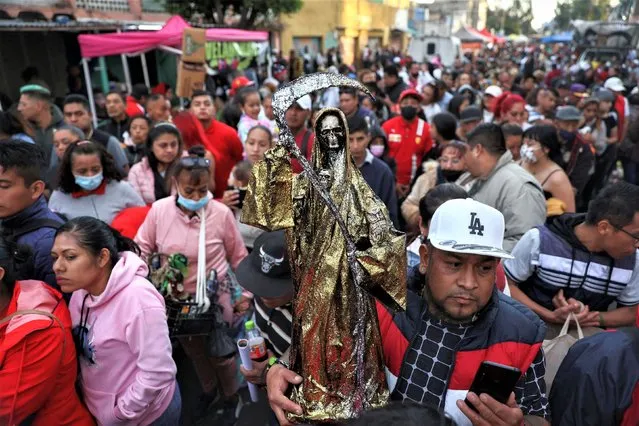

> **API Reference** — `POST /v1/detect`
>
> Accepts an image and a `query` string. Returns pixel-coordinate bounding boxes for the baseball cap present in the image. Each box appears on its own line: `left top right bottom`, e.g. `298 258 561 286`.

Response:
594 88 615 103
570 83 588 97
399 89 423 103
459 106 482 124
555 105 582 122
427 198 513 259
484 85 503 98
230 76 255 96
604 77 625 92
294 94 312 110
235 231 293 298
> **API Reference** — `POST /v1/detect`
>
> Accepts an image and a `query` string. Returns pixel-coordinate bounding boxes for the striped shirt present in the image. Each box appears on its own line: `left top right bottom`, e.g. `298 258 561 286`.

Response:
504 226 639 311
253 297 292 357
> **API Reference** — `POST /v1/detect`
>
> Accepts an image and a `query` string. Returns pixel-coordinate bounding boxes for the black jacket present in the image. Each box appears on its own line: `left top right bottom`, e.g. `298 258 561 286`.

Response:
98 116 130 141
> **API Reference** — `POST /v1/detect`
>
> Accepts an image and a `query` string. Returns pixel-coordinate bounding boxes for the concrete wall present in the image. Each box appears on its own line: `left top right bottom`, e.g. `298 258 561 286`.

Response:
280 0 410 65
279 0 342 56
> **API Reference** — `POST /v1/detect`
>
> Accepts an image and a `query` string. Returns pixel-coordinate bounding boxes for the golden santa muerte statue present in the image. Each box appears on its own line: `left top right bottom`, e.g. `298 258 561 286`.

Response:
241 73 407 423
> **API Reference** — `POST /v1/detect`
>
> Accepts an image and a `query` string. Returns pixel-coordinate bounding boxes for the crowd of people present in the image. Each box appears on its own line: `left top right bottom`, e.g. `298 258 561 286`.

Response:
1 39 639 426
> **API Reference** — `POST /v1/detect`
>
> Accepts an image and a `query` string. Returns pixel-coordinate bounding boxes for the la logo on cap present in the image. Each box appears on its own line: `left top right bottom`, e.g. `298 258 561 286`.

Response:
468 212 484 236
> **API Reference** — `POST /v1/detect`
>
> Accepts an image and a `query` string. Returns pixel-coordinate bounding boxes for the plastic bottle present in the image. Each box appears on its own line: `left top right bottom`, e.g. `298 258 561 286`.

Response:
245 320 268 362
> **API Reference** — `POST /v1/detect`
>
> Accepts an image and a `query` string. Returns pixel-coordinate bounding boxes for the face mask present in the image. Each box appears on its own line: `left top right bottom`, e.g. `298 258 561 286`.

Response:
74 172 103 191
520 145 539 163
370 145 385 157
441 169 464 182
177 192 210 212
400 106 418 121
559 129 576 144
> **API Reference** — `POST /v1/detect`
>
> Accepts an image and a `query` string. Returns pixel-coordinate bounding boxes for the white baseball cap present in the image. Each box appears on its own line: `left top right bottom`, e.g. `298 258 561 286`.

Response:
604 77 625 92
484 85 503 98
427 198 513 259
294 94 312 110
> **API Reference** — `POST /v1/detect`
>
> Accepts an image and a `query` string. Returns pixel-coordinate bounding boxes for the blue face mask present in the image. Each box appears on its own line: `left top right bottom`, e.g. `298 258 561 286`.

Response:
177 193 210 212
74 172 103 191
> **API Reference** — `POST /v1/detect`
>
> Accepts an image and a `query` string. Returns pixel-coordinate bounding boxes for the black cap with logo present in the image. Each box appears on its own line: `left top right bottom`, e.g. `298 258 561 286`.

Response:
235 230 293 298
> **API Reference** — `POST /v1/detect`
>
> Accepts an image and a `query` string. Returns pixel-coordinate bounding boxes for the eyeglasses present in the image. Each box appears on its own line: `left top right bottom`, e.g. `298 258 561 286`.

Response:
180 157 211 169
611 223 639 244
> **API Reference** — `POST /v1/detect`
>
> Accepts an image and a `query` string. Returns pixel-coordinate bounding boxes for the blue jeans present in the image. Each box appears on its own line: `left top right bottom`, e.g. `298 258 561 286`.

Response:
151 385 182 426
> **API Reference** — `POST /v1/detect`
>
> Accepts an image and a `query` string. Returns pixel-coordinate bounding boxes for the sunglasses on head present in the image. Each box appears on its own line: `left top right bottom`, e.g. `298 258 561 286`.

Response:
179 157 211 169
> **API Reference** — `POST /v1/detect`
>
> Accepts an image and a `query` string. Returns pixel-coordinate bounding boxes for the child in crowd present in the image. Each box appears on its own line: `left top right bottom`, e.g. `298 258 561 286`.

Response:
236 87 274 144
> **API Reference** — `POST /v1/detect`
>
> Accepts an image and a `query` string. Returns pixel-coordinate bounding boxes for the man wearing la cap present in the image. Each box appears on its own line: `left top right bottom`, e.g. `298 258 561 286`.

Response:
382 89 433 200
265 198 549 426
236 231 293 386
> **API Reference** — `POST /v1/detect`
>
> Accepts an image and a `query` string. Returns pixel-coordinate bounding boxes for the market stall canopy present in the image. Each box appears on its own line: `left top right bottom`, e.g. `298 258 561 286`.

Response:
78 15 269 58
540 31 573 44
454 27 487 43
478 28 505 44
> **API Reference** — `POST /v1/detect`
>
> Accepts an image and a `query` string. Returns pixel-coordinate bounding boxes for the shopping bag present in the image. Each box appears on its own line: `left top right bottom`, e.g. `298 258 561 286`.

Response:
542 312 583 391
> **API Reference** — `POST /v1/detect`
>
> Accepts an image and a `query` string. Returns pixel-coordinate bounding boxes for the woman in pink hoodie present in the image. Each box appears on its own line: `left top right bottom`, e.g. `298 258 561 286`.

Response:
51 216 180 425
135 146 248 415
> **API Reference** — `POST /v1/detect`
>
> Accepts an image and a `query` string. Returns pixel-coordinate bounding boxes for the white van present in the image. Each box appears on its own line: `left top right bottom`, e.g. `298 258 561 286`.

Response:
407 36 462 67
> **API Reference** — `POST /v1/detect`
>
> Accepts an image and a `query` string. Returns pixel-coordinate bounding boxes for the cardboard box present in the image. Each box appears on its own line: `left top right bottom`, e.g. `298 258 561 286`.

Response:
176 61 206 99
182 27 207 64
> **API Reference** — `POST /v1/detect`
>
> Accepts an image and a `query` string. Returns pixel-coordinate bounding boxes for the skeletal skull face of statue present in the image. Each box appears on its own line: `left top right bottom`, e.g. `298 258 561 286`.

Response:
318 114 345 151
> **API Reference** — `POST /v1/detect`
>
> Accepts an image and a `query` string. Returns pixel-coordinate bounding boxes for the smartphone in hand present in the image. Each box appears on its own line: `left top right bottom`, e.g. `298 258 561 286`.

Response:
464 361 521 412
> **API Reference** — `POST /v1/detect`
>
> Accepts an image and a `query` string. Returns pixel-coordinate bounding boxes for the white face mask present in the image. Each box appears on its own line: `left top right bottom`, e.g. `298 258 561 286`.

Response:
520 144 539 163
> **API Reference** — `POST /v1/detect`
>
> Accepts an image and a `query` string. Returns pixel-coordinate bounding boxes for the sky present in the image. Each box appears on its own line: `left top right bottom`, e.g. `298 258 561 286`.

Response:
488 0 620 32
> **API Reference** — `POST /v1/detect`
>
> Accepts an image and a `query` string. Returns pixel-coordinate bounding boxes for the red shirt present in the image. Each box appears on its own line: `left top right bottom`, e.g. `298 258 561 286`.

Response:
382 116 433 185
174 112 244 199
615 94 627 139
291 128 315 174
0 281 94 426
125 95 145 118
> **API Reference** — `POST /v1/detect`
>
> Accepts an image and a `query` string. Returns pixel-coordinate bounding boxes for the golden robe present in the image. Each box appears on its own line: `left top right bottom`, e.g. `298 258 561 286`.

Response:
242 109 406 423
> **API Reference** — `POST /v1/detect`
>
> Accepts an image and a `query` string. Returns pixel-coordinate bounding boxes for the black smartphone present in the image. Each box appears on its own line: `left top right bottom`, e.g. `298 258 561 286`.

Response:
237 187 247 209
227 185 247 209
464 361 521 412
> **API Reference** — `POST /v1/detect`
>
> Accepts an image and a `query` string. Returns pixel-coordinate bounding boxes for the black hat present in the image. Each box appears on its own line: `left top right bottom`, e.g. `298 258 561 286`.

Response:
235 231 293 298
459 106 482 124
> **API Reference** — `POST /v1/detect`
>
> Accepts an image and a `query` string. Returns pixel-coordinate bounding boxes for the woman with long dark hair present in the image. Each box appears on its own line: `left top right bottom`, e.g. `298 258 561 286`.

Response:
128 122 184 205
49 141 145 224
125 115 152 165
52 217 179 425
0 237 94 425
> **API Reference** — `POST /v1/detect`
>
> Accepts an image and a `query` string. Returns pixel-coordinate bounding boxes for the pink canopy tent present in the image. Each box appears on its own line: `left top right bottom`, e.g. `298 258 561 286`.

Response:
78 15 269 58
78 15 269 126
